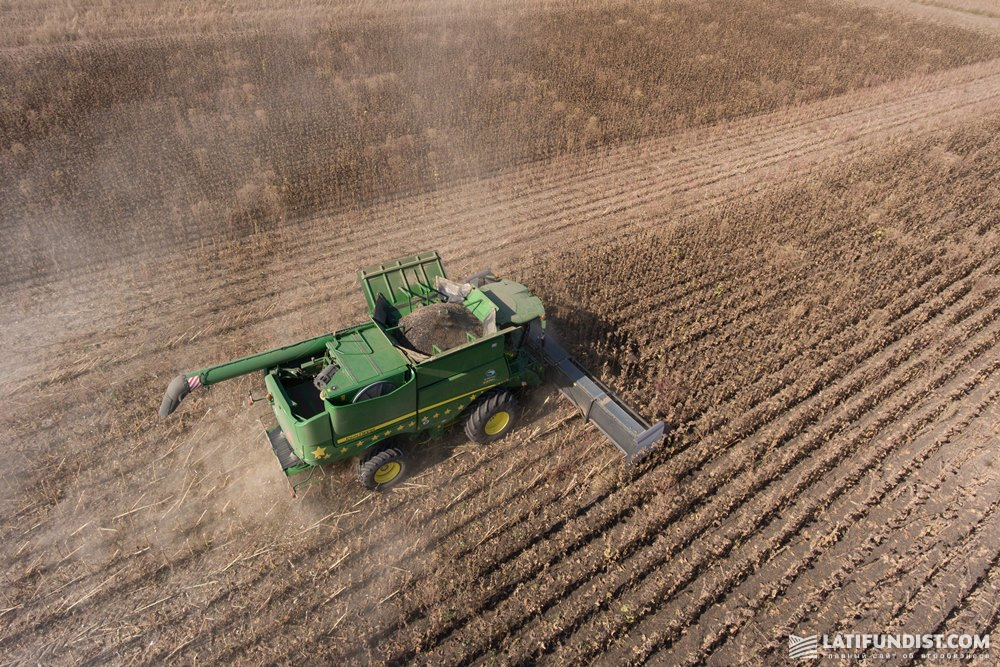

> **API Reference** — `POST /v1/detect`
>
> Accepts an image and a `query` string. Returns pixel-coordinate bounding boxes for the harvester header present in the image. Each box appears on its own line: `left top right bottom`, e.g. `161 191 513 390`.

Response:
160 251 664 492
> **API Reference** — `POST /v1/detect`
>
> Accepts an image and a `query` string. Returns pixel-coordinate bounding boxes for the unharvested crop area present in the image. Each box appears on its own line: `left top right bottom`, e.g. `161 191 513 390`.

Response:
2 0 1000 664
2 0 997 284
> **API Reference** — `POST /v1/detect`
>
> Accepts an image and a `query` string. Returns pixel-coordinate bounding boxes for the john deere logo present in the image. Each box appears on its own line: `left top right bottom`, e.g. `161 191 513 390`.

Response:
789 634 819 660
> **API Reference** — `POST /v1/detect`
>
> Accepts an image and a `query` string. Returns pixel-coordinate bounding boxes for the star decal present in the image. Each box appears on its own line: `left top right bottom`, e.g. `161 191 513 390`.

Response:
370 435 379 442
312 446 329 459
432 412 440 419
444 408 452 415
340 446 348 453
456 404 464 410
407 421 416 427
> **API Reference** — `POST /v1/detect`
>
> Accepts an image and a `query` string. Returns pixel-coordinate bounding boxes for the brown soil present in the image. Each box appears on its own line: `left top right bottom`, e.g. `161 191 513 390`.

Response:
398 302 483 355
2 2 1000 666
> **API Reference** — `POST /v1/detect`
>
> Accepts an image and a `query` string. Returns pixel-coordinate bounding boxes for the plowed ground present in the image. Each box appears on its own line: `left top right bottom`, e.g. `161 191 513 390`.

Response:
2 7 1000 667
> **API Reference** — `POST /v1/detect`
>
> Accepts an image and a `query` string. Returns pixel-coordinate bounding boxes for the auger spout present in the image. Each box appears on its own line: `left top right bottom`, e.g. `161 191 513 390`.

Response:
158 333 334 417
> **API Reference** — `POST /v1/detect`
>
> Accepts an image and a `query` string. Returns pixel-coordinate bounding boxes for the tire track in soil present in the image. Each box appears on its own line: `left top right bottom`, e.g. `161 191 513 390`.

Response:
860 480 1000 635
372 252 999 664
732 380 996 648
826 482 999 639
907 405 1000 667
916 542 1000 665
677 386 1000 666
591 338 1000 667
886 542 1000 665
819 501 1000 667
472 283 1000 666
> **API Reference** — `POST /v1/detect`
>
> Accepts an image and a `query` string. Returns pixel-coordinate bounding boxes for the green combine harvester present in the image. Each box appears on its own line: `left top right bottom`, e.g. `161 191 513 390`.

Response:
159 251 664 492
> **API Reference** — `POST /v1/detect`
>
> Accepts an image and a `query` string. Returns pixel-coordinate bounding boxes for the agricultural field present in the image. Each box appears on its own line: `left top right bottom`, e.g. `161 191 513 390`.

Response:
2 0 1000 664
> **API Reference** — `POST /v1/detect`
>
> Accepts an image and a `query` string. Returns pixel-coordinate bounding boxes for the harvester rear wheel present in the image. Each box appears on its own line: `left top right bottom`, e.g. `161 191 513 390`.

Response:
464 389 518 444
358 444 407 491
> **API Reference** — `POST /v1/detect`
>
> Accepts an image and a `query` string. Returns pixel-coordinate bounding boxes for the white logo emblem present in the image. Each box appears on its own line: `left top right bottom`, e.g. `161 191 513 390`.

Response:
789 635 819 660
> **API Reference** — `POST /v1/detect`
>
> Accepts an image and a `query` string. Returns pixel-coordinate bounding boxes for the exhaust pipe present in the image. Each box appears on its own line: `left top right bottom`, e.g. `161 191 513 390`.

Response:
159 374 194 417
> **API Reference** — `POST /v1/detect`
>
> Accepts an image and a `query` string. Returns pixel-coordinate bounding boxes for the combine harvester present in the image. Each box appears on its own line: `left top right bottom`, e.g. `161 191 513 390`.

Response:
160 251 664 492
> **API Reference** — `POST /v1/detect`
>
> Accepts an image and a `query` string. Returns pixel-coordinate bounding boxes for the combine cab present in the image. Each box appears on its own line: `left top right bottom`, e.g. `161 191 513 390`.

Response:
160 251 665 493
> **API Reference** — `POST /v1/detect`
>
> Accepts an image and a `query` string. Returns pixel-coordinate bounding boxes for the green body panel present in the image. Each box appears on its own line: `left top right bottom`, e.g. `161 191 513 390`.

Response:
328 375 417 450
477 280 546 325
414 332 507 388
414 332 512 429
264 373 333 464
187 333 333 386
321 322 410 399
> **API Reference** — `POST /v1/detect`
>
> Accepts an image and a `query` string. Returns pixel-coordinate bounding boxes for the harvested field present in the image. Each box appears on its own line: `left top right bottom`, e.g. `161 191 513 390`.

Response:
2 0 1000 665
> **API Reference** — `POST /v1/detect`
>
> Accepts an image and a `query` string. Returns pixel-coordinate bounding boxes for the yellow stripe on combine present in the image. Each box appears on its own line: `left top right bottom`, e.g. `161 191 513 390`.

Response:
336 411 416 444
335 384 498 445
422 384 497 412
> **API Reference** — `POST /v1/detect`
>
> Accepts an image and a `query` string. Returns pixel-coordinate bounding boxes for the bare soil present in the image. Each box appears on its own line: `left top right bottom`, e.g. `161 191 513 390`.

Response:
2 1 999 665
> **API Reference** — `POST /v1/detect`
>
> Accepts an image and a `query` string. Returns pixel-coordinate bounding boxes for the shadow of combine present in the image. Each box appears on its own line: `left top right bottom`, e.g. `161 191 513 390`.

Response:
544 302 643 382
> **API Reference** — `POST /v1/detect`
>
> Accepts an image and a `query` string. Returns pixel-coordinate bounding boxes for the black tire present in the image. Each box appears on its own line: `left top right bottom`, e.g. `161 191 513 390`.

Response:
357 444 407 491
464 389 518 444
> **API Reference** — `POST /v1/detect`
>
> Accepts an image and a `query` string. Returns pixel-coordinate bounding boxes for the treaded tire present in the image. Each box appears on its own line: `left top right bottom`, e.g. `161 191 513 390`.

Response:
358 444 407 491
464 389 518 444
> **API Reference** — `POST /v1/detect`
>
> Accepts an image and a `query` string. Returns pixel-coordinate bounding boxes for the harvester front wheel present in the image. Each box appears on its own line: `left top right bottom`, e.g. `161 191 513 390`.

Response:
464 389 518 444
358 445 407 491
